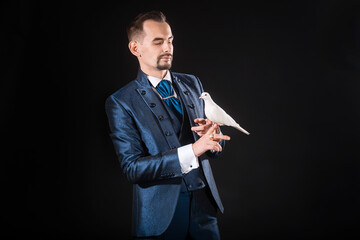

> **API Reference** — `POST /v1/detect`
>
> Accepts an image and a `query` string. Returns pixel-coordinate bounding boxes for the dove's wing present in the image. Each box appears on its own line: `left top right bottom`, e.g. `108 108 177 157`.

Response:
205 101 238 126
204 98 250 135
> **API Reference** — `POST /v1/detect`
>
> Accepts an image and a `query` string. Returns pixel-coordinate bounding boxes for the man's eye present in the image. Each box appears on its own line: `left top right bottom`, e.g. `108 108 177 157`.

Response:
154 42 162 45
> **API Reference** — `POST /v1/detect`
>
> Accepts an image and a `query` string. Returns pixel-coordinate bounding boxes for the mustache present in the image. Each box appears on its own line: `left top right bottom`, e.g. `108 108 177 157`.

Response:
158 53 173 59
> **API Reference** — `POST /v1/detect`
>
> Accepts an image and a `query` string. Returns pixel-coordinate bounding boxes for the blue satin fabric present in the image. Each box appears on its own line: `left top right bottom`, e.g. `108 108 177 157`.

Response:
105 69 225 237
135 188 220 239
156 79 183 116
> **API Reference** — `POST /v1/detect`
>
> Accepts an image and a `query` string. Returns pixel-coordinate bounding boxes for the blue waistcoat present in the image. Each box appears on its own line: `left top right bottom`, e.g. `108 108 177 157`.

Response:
164 80 207 192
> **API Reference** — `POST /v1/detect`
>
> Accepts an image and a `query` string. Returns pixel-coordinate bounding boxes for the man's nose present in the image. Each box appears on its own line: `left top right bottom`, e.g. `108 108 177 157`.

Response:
163 42 172 52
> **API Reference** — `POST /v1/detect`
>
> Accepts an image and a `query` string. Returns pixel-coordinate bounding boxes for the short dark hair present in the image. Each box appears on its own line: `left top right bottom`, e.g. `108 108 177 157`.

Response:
126 11 168 42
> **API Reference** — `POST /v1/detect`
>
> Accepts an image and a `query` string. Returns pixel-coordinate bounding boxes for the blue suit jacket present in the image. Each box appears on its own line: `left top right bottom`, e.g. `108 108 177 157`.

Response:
105 69 224 237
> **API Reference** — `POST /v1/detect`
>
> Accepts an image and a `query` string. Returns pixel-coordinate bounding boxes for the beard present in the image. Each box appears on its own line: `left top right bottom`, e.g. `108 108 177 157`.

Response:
156 53 173 70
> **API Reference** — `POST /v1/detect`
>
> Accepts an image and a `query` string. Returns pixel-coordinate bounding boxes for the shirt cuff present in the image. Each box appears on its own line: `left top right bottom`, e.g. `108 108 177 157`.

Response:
177 144 199 174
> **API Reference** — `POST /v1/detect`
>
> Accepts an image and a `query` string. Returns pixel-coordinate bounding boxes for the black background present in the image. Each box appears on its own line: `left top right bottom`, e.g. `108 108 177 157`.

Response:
1 0 360 239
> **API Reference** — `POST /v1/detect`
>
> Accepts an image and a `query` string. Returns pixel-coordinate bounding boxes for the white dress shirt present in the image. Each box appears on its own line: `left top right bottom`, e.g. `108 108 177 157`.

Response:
147 71 199 174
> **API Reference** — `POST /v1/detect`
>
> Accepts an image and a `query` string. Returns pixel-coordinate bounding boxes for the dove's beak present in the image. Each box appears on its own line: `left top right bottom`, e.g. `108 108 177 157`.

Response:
199 96 203 99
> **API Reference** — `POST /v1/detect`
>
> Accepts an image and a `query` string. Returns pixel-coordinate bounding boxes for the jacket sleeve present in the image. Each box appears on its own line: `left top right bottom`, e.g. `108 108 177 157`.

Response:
195 76 226 159
105 95 183 184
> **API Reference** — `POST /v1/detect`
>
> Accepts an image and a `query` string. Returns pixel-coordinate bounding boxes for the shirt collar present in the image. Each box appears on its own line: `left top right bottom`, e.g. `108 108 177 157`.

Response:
147 71 172 88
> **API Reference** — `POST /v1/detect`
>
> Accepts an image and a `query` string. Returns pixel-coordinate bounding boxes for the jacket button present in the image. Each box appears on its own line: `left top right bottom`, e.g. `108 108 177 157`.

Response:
158 115 164 120
184 91 189 95
150 103 156 108
177 78 181 82
171 146 176 149
165 131 171 136
188 104 194 109
141 90 146 95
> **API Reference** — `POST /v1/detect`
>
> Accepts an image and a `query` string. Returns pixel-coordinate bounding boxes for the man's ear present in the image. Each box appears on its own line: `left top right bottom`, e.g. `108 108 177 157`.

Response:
128 41 141 57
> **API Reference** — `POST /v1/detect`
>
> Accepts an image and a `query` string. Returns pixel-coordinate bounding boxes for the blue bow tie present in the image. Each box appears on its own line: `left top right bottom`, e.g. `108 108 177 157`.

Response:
156 80 183 116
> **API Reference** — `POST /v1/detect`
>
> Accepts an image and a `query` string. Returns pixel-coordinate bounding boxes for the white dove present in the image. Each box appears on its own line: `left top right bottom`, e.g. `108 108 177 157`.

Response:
199 92 250 135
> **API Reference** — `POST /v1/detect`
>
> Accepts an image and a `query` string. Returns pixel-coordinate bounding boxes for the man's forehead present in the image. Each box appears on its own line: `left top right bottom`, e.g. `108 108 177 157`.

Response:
142 20 172 38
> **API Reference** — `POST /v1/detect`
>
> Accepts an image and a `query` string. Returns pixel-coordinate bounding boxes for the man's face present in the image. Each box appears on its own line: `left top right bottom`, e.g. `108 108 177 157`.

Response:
137 20 174 71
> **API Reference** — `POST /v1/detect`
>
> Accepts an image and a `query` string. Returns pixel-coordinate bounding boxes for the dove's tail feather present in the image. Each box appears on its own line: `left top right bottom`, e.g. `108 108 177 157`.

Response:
235 124 250 135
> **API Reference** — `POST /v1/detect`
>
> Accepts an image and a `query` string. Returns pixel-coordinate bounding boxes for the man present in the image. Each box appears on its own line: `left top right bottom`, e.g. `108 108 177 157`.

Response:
105 11 230 239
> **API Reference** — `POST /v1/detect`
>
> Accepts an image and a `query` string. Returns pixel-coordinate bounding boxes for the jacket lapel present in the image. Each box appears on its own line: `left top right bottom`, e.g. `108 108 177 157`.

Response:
172 74 202 141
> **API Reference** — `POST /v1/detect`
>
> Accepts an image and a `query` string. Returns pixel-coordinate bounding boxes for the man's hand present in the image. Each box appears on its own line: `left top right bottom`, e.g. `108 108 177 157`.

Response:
192 118 223 142
192 123 231 158
191 118 214 137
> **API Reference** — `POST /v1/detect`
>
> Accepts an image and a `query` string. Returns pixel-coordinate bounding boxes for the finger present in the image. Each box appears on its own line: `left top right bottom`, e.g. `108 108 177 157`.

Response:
217 143 223 152
206 123 218 135
213 134 231 141
191 125 205 132
205 119 213 125
194 118 206 124
210 142 222 152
